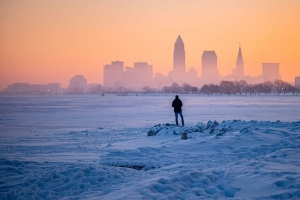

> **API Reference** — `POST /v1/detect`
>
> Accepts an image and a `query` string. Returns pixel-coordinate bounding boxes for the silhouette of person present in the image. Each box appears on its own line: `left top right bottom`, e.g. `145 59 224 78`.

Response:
172 95 184 126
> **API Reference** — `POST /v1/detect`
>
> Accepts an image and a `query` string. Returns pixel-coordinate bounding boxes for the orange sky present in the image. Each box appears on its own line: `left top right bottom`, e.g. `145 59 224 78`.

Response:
1 0 300 88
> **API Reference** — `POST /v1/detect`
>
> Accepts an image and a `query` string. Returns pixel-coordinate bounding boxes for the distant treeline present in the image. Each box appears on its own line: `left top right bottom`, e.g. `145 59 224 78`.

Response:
158 80 299 95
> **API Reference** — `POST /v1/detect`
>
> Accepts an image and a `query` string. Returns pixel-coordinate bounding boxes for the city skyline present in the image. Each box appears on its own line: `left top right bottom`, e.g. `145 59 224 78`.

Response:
1 1 300 88
1 34 295 89
102 36 281 90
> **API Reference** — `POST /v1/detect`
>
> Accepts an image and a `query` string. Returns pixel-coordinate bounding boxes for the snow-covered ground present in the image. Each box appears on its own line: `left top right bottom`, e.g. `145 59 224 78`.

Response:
1 94 300 199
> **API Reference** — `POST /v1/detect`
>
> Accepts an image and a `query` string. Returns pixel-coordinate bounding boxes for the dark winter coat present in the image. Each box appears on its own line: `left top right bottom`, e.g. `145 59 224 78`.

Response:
172 98 183 113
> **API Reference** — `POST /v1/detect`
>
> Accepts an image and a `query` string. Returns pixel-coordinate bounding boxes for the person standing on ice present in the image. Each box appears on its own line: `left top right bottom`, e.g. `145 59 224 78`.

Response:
172 95 184 126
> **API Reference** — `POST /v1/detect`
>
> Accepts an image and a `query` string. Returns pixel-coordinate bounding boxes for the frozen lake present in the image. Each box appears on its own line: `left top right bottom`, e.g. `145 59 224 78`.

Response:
1 94 300 199
1 94 299 130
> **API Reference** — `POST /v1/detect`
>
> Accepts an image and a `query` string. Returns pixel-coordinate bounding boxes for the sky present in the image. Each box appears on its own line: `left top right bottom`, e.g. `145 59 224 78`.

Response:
1 0 300 88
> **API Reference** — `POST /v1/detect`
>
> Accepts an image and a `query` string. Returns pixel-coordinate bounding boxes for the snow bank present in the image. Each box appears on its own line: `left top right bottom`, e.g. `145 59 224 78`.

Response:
99 120 300 199
0 158 142 199
1 120 300 199
147 120 299 140
100 169 243 199
147 120 232 139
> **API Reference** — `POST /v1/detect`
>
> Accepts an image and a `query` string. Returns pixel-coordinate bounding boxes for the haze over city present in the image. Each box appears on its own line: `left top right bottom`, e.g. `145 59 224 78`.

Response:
2 1 300 199
1 0 300 89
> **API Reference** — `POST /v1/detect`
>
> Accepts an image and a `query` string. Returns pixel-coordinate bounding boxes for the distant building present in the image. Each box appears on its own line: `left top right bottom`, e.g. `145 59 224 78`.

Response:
102 60 154 90
68 75 87 94
153 73 165 90
202 51 219 84
295 76 300 88
122 67 137 89
4 83 61 95
235 46 244 80
103 61 124 88
167 35 187 84
134 62 153 88
186 67 198 85
87 84 102 94
243 75 263 85
173 35 186 75
5 83 30 94
262 63 280 82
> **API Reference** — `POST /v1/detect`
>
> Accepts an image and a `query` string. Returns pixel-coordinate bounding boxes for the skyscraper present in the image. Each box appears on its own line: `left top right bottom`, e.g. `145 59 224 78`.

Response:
134 62 153 88
122 67 136 89
295 77 300 88
236 45 244 80
173 35 185 74
103 61 124 87
201 51 219 84
262 63 280 82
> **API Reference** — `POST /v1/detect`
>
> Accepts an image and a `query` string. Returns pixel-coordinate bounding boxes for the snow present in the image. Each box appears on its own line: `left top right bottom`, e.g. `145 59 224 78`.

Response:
1 94 300 199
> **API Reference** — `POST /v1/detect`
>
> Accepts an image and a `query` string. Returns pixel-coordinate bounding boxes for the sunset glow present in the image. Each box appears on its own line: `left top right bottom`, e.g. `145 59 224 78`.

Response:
1 0 300 88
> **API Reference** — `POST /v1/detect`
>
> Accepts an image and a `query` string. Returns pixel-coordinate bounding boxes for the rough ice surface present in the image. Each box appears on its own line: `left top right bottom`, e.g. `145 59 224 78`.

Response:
1 94 300 199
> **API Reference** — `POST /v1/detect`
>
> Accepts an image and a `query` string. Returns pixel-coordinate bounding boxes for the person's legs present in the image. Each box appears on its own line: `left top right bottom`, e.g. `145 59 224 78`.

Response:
175 112 179 126
179 112 184 126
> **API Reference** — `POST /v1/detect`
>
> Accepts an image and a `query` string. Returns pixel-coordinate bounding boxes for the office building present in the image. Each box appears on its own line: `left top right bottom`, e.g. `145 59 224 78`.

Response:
262 63 280 82
68 75 87 94
202 51 219 84
295 76 300 88
134 62 153 88
103 61 124 88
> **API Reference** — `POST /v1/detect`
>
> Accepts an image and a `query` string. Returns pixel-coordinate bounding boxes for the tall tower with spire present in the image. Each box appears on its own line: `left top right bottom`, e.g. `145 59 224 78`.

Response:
173 35 185 74
236 45 244 80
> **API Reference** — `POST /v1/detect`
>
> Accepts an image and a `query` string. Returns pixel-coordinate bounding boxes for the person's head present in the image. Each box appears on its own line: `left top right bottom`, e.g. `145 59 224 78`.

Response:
175 95 179 99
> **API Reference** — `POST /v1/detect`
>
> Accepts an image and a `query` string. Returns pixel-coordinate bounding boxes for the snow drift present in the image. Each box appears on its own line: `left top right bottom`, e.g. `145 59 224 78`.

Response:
1 120 300 199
